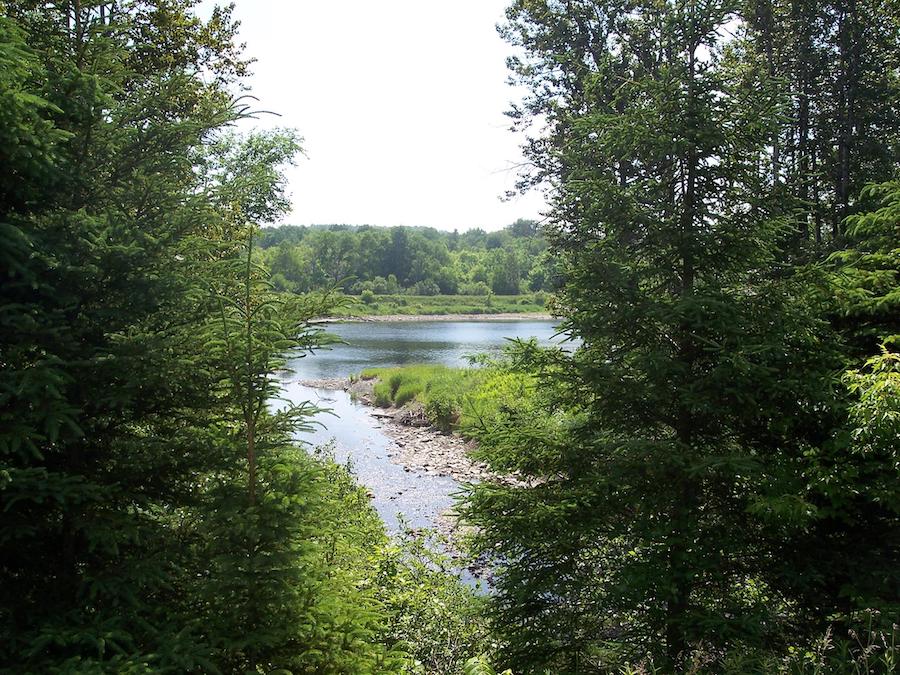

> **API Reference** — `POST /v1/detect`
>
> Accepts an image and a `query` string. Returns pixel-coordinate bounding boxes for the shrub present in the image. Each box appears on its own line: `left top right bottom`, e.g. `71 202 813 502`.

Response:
394 382 419 407
409 279 441 296
425 396 458 431
360 289 375 304
460 282 491 296
374 526 493 675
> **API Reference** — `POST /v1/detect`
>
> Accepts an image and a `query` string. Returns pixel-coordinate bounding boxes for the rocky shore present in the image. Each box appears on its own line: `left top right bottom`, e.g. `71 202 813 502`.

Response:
299 376 493 484
299 375 503 583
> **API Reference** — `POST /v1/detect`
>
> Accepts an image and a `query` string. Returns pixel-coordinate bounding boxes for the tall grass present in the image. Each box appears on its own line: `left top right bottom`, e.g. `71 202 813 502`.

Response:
335 293 549 317
359 364 538 434
361 365 486 430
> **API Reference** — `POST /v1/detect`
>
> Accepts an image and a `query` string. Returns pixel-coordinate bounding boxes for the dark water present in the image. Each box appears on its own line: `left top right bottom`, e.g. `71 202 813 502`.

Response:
280 320 561 536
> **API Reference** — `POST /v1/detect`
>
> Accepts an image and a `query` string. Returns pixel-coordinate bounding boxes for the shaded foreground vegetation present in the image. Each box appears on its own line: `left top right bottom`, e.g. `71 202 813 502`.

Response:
0 3 492 673
453 0 900 671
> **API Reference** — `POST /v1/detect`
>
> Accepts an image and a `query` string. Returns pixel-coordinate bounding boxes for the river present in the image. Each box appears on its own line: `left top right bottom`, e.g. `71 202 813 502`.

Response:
279 319 561 535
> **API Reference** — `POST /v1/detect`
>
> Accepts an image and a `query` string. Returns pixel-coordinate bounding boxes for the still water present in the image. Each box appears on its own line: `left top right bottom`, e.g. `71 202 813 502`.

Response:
280 320 562 534
292 319 563 381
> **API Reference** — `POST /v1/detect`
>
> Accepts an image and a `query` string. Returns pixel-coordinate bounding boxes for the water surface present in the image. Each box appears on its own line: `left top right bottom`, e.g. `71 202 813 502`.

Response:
281 320 561 536
292 319 563 381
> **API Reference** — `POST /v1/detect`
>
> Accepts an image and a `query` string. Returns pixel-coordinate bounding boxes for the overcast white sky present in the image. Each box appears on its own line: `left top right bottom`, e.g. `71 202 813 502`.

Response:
199 0 547 231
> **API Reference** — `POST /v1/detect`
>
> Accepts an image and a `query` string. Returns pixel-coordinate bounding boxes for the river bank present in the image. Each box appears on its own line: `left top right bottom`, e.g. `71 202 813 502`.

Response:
301 377 495 484
298 376 496 581
287 320 560 583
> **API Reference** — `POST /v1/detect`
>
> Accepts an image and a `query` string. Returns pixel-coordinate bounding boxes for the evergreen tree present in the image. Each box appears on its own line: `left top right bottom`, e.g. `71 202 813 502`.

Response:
1 3 247 667
746 0 900 243
0 5 403 671
463 0 856 670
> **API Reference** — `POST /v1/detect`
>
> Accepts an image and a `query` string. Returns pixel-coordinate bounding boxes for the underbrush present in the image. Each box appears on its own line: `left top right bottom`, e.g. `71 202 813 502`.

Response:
333 293 548 317
359 364 536 434
313 444 494 674
617 618 898 674
376 525 495 675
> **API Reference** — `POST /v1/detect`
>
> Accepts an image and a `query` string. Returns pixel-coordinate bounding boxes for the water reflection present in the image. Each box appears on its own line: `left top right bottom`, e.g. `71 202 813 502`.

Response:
281 320 561 580
291 320 564 381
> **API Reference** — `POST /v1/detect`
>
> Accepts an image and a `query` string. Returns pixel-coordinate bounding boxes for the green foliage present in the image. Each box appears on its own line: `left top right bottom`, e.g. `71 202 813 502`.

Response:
743 0 900 242
457 0 900 672
829 181 900 350
0 16 70 210
361 362 540 439
614 617 899 674
364 365 481 429
337 293 547 317
845 345 900 464
258 220 556 297
374 526 494 675
459 369 539 442
0 5 408 672
780 618 898 675
463 654 514 675
394 382 420 407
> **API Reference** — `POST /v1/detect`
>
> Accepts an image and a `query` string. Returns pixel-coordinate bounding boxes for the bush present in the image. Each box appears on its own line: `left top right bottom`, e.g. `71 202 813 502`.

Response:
459 370 539 440
409 279 441 296
460 282 491 296
394 382 419 407
374 526 493 675
425 396 458 432
369 276 389 295
360 289 375 304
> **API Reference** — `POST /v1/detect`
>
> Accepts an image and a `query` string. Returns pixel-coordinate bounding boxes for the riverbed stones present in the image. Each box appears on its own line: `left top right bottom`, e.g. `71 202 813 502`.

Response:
298 377 350 390
394 402 430 427
374 413 491 484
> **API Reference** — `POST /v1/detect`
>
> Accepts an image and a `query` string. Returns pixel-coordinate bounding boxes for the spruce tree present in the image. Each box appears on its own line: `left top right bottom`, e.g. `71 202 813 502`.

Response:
1 5 403 671
464 0 846 670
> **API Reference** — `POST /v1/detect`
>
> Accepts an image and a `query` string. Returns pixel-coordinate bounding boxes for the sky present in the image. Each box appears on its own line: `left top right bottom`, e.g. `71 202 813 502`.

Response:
198 0 547 231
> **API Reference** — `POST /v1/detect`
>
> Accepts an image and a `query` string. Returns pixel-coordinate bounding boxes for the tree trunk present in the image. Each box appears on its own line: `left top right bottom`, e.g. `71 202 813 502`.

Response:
667 32 700 668
835 0 858 237
795 0 811 241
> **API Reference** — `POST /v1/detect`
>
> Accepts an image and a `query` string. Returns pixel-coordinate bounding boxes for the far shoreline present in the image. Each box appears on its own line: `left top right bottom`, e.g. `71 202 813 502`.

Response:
321 311 555 323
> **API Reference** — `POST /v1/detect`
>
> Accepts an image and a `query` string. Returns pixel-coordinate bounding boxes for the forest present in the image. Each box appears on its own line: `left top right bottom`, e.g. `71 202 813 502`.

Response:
1 0 898 674
257 221 553 297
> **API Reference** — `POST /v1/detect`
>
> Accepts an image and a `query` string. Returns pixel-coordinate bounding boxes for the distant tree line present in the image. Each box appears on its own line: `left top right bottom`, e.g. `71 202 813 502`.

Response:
257 220 558 296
